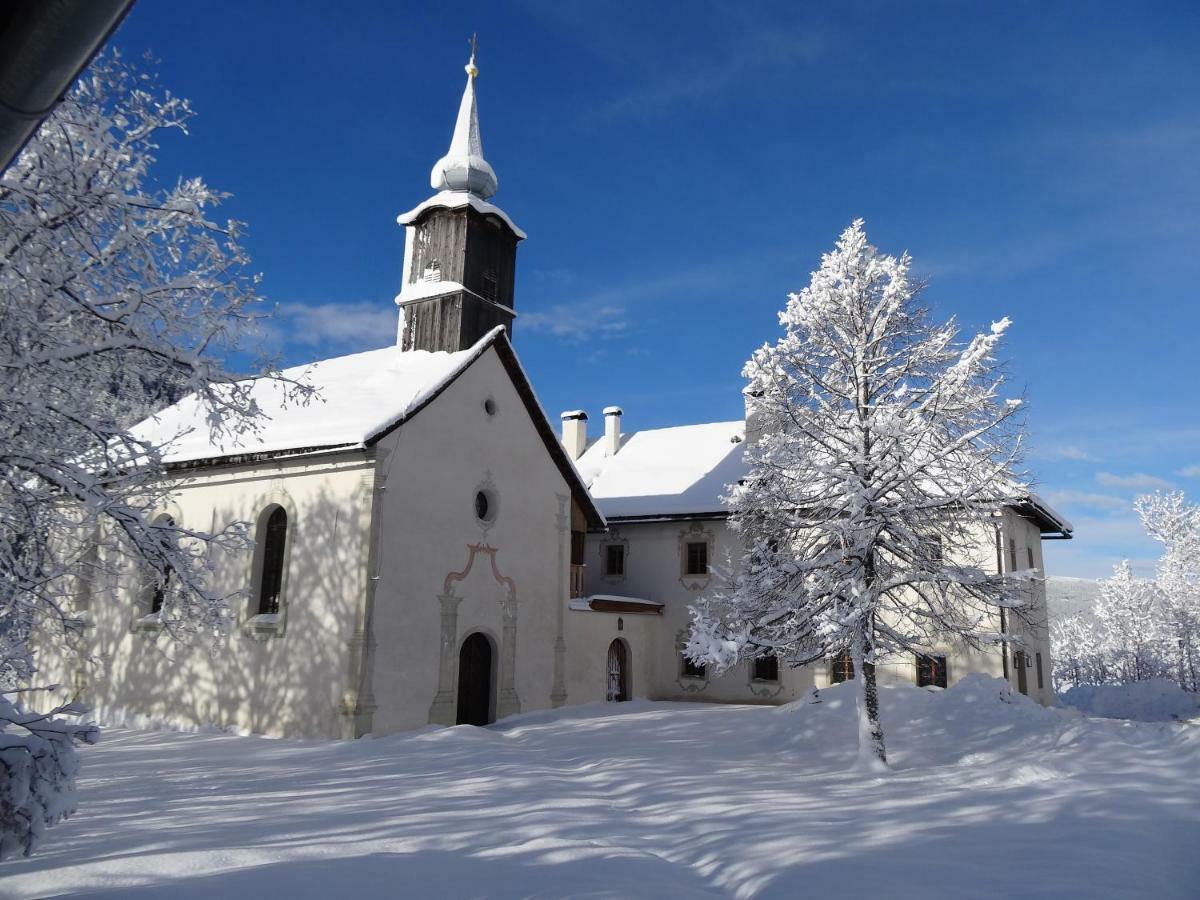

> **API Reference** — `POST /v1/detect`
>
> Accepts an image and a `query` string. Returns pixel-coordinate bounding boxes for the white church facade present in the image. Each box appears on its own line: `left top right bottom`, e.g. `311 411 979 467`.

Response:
47 53 1071 738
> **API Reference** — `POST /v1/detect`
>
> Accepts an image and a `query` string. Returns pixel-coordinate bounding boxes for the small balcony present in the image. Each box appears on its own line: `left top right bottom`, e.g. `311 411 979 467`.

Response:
569 564 586 599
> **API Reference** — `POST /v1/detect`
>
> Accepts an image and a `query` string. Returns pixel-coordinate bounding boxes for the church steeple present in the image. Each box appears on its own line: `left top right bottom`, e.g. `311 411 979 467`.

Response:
429 42 498 200
395 41 524 354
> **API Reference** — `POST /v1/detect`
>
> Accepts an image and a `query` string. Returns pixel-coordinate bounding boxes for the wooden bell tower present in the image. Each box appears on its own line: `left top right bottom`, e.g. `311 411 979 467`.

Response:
395 43 525 353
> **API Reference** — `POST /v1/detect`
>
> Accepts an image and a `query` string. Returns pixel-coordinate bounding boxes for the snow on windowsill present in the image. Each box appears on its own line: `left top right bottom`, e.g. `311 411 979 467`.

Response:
242 613 284 639
132 614 164 633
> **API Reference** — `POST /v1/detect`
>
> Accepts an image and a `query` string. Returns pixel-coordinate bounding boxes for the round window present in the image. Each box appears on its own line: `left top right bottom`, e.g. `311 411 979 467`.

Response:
475 490 496 522
483 397 497 416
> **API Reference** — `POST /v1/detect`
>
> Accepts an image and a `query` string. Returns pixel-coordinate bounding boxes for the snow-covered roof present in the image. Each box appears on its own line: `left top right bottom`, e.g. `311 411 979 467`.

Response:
132 329 503 466
396 190 525 241
574 418 1073 537
577 421 747 519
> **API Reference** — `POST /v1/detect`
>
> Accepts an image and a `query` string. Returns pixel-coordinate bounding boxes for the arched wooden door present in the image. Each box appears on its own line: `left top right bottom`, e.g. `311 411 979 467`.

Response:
457 632 494 726
607 639 629 702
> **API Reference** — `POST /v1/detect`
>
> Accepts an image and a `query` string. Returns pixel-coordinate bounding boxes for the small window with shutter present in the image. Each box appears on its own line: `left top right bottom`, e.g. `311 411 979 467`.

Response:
830 650 855 684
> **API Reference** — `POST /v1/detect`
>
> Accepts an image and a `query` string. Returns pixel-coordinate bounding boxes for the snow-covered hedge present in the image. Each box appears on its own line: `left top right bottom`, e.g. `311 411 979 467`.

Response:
0 694 99 859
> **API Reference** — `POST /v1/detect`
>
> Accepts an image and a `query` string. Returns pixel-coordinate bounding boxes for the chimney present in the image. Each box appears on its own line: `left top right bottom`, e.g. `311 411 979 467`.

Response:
603 406 623 456
560 410 588 460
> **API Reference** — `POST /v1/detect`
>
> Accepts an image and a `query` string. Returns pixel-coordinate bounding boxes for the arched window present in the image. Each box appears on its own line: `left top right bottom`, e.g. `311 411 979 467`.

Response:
257 506 288 615
149 514 175 615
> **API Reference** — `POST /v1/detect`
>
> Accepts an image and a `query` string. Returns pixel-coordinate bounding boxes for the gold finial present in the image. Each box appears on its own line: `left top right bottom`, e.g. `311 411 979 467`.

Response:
465 33 479 78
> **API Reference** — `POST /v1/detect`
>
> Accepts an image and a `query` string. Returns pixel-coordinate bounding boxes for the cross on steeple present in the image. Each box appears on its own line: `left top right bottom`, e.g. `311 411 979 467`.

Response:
466 33 478 78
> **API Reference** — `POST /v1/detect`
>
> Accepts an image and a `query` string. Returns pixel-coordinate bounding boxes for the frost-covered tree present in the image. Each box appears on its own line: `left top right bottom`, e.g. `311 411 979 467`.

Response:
1050 613 1104 692
687 220 1028 769
1094 560 1167 684
0 53 306 857
1136 492 1200 692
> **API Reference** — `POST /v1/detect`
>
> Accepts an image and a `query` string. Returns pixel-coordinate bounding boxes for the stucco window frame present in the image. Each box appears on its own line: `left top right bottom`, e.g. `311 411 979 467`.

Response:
675 629 709 693
130 504 183 636
677 523 714 591
747 653 784 698
241 491 298 641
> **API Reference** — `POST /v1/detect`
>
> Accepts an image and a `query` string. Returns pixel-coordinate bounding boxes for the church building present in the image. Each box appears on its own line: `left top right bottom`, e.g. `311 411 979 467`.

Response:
51 51 1072 739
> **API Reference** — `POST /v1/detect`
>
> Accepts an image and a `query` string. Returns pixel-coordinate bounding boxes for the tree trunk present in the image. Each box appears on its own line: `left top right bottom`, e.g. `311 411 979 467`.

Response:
853 624 888 772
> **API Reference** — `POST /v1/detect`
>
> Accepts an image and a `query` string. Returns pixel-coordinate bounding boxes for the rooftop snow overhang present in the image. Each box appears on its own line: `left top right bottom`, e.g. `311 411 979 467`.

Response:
568 595 664 614
1013 492 1073 540
396 190 526 240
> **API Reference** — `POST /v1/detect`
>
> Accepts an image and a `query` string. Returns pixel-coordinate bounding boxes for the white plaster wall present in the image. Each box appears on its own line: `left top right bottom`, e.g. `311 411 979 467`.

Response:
585 513 1056 706
368 347 578 734
50 453 373 738
583 521 816 704
564 609 657 704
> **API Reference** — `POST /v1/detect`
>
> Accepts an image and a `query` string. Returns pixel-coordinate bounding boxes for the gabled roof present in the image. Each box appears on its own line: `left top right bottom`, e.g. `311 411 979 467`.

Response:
131 328 604 529
576 420 748 520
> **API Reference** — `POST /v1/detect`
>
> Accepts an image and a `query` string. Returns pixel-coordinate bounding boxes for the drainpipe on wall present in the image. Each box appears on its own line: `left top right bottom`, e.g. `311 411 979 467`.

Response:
995 521 1009 682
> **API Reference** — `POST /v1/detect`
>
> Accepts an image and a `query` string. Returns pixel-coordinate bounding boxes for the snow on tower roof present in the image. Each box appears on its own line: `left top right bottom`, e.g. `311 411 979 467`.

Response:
429 49 497 200
132 329 507 466
396 190 525 240
576 420 748 519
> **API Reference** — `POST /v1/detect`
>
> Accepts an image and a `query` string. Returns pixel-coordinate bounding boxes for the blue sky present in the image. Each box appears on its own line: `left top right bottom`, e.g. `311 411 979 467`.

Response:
112 1 1199 579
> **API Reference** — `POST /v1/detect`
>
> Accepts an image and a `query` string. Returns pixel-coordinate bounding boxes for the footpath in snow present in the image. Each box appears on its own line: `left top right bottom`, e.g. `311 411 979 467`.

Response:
4 674 1199 899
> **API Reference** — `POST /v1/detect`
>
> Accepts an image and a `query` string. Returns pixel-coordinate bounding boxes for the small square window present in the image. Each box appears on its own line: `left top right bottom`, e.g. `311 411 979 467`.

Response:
752 655 779 682
916 653 948 688
685 541 708 576
603 543 625 577
830 650 854 684
681 654 706 680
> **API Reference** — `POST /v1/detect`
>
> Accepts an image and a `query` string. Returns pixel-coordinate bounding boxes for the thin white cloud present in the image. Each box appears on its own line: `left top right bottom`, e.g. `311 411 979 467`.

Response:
277 301 395 352
1044 490 1129 512
1177 464 1200 478
1037 444 1096 462
521 304 628 342
1095 471 1175 491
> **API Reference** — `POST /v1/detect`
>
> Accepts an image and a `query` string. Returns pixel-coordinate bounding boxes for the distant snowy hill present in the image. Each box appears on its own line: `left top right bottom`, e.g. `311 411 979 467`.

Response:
1046 575 1101 622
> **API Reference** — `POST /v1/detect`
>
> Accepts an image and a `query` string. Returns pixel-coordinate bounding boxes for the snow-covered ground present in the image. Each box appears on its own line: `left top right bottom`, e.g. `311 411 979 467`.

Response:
5 675 1199 899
